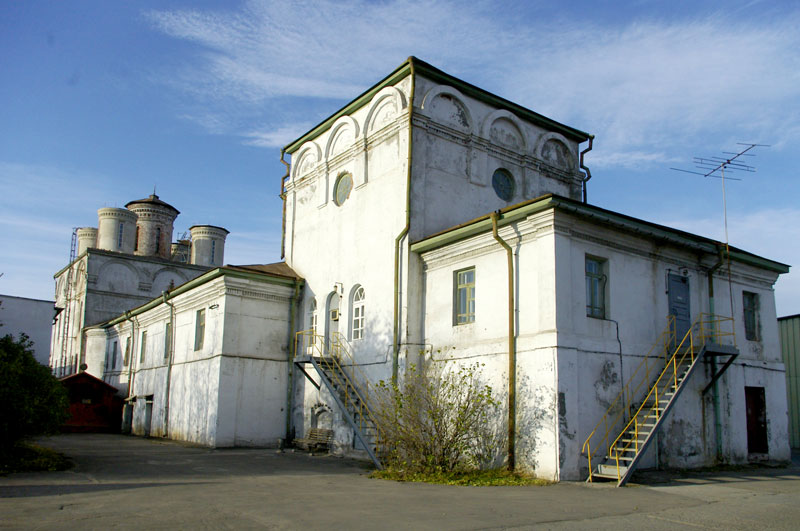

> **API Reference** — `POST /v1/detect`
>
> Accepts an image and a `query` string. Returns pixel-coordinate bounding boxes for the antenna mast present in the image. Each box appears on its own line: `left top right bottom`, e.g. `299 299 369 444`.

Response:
671 143 769 319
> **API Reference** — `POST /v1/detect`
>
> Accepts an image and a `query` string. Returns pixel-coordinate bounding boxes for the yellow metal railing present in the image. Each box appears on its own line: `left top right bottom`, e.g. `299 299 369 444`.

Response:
583 313 735 482
294 330 385 449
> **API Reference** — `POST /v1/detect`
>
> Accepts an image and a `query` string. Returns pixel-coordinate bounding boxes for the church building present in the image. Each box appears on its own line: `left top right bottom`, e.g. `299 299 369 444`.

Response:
73 58 790 483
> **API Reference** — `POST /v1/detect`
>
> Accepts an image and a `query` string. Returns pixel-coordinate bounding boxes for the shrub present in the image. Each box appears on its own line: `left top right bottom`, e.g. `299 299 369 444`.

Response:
0 334 69 457
372 361 501 474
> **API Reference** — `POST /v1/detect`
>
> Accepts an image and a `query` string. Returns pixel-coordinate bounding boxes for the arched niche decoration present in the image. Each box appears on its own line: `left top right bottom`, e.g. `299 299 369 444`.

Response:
420 85 474 133
536 132 576 172
324 116 360 161
481 109 527 152
151 266 190 293
291 141 323 182
364 86 407 136
96 259 140 293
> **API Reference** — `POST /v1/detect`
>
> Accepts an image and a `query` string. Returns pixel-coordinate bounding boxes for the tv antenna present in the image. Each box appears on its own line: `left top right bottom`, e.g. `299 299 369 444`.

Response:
671 143 769 320
671 143 768 247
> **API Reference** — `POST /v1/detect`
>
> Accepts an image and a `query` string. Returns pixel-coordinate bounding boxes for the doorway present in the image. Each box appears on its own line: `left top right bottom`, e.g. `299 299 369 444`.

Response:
325 291 340 353
668 273 691 349
745 386 768 455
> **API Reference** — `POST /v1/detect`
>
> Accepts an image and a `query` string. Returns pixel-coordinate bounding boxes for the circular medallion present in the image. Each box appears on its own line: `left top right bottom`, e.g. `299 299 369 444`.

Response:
333 173 353 206
492 168 515 202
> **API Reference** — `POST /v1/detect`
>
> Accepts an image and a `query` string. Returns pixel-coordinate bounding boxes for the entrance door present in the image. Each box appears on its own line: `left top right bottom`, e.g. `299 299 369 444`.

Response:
325 291 340 353
745 386 768 454
144 399 153 438
668 273 691 348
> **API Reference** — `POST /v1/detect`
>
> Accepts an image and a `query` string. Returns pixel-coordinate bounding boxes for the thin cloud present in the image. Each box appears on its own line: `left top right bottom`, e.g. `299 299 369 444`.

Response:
144 1 800 167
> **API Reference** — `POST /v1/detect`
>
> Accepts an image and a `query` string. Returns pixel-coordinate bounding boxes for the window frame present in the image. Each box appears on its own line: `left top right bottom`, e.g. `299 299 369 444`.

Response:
139 330 147 364
454 267 476 325
194 308 206 351
743 291 760 341
585 256 608 319
124 336 131 367
164 322 172 361
117 222 124 250
351 287 365 340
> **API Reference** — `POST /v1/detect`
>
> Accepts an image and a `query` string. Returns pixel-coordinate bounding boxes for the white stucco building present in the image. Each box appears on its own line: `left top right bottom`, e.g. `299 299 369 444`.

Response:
51 193 228 377
76 58 790 482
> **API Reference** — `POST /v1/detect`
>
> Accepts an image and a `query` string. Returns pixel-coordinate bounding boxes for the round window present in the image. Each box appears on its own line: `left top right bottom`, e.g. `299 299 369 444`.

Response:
492 168 515 202
333 172 353 206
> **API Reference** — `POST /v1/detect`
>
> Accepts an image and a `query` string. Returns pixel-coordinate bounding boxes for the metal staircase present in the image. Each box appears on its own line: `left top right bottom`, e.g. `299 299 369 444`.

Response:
294 330 384 469
583 314 737 486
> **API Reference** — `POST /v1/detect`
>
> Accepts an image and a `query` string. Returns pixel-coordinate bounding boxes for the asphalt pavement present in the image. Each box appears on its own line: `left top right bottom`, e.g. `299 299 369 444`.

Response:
2 434 799 530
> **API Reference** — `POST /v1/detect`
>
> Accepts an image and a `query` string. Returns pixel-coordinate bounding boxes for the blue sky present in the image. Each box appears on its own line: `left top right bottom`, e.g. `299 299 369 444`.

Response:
1 0 799 316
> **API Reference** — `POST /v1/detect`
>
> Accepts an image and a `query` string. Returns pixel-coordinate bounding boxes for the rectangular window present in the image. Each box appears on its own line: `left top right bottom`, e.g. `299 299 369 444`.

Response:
111 340 118 369
211 240 216 263
140 331 147 364
352 304 365 340
117 222 124 249
124 337 131 366
194 309 205 351
164 322 172 361
586 257 607 319
454 268 476 325
743 291 760 341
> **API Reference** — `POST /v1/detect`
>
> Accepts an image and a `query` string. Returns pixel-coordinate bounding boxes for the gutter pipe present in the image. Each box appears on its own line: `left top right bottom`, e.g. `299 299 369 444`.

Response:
161 291 176 438
285 281 300 443
490 212 516 471
707 245 725 461
280 149 290 260
579 135 594 203
392 57 415 384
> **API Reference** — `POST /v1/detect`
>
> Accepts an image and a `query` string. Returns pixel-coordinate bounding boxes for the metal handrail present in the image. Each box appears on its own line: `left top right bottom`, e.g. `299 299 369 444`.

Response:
582 316 676 479
294 329 385 447
601 313 735 481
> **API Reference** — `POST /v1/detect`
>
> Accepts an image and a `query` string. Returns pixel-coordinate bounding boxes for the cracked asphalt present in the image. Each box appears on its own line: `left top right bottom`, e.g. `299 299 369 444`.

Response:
2 434 799 530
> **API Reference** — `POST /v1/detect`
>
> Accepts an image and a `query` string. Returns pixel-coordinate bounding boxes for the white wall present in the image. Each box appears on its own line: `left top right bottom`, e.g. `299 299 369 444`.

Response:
0 294 54 365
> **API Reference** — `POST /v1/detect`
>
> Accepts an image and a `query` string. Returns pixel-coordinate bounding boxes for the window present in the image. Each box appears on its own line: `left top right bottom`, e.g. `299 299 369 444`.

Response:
124 337 131 366
743 291 760 341
333 172 353 206
140 331 147 364
211 240 216 263
155 227 162 254
135 226 140 251
117 222 124 249
492 168 515 202
308 299 318 332
351 287 365 340
585 257 607 319
111 340 118 369
195 309 205 351
164 322 172 361
454 268 476 324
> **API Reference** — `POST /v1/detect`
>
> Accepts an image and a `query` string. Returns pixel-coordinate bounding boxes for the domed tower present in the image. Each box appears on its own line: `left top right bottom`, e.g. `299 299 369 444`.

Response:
76 227 98 256
125 194 179 260
189 225 229 267
96 208 137 253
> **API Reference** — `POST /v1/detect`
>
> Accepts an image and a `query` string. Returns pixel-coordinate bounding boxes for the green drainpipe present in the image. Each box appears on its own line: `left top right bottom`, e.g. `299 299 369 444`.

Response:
708 245 725 461
392 58 415 384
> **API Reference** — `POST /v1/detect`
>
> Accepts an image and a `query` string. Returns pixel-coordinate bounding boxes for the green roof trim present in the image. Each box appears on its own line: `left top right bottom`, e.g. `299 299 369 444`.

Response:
283 57 591 154
410 194 790 275
101 266 303 328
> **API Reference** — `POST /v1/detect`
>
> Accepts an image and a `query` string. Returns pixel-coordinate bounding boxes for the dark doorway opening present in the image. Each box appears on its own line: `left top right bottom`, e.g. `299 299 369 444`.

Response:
745 386 768 455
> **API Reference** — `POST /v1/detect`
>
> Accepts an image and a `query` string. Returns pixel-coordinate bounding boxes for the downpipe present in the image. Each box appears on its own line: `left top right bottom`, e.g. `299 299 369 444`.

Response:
491 212 516 471
162 291 176 438
579 135 594 203
279 149 290 260
392 58 415 384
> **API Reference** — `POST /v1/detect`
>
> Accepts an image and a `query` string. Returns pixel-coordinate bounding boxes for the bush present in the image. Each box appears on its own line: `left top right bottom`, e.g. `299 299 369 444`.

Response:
372 361 501 474
0 334 69 457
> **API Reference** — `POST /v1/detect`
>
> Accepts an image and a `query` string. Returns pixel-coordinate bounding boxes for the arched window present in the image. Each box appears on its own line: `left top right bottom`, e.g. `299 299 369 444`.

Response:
135 226 140 251
351 286 365 340
155 227 162 254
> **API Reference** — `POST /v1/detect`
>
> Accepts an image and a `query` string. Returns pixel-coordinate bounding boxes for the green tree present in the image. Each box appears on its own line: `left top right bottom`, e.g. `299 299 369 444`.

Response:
0 334 69 457
373 361 501 474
